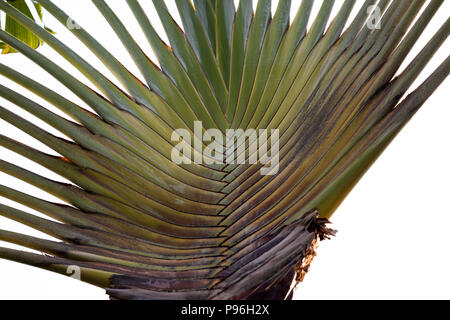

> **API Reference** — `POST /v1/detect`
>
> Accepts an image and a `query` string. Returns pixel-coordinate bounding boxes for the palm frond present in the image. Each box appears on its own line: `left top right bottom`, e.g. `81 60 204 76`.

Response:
0 0 50 53
0 0 448 300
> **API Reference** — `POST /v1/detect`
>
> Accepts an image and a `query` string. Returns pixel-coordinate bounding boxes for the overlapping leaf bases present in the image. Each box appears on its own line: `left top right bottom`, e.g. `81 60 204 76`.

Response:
0 0 448 300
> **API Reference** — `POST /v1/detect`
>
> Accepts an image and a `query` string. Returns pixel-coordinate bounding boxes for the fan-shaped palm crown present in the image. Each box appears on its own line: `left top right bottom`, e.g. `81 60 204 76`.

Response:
0 0 448 300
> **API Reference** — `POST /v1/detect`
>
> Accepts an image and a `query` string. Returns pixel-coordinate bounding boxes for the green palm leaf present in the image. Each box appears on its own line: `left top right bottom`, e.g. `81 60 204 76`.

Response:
0 0 448 300
0 0 51 53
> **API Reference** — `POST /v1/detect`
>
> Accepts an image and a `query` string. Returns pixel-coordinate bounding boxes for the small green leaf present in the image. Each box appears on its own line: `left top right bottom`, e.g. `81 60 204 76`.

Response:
1 0 46 53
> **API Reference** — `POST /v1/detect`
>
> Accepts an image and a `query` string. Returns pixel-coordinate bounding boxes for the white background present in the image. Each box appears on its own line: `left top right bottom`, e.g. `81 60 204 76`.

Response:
0 1 449 300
